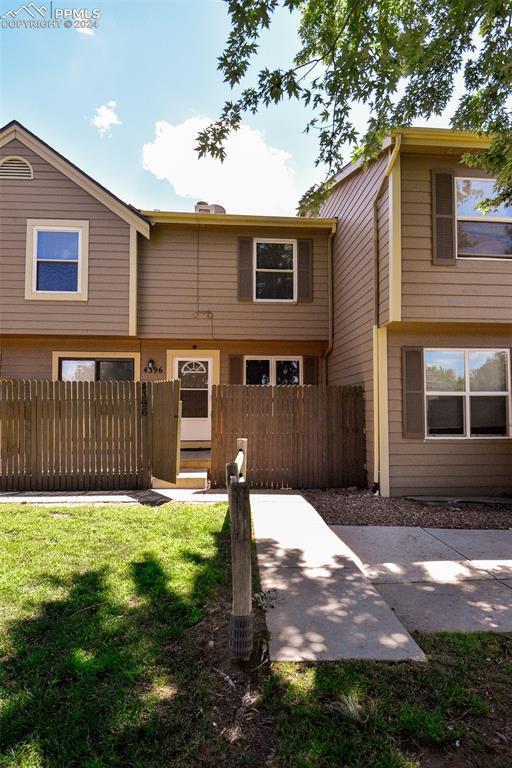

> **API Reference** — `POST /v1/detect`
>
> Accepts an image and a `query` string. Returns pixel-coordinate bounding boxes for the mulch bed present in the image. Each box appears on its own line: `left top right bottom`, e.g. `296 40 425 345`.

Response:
303 489 512 529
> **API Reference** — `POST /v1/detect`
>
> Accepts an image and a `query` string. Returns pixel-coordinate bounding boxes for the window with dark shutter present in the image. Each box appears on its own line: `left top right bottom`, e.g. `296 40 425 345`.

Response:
229 355 244 384
431 170 456 265
297 239 313 301
238 238 253 300
303 356 318 384
402 347 425 438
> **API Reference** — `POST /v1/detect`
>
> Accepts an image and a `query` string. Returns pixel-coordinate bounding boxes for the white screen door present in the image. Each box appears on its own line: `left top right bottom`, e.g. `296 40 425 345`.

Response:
173 357 213 440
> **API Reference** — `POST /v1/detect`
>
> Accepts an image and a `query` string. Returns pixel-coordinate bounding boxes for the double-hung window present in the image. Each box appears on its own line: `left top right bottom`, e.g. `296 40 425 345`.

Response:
25 219 89 300
244 356 302 385
254 239 297 302
425 349 510 438
455 178 512 259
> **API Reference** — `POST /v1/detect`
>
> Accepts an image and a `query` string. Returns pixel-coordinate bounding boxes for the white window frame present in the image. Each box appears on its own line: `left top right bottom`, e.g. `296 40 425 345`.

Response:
455 177 512 261
424 347 511 440
253 238 298 303
243 355 303 385
25 219 89 301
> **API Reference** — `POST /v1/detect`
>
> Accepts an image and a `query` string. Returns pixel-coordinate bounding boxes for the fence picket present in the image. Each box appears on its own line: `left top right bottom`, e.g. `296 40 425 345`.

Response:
0 380 180 492
210 384 365 489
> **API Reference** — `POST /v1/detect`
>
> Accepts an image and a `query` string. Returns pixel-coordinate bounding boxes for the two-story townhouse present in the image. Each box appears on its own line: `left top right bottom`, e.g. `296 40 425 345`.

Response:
322 127 512 497
0 121 334 445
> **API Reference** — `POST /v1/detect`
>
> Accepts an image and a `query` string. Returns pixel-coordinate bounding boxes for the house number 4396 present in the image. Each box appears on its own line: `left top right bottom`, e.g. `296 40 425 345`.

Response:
144 363 163 374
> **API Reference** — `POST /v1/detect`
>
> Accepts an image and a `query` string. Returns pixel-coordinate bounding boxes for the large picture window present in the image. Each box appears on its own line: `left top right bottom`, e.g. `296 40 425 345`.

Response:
254 239 297 301
59 358 135 382
425 349 510 438
25 219 89 301
244 356 302 385
456 178 512 259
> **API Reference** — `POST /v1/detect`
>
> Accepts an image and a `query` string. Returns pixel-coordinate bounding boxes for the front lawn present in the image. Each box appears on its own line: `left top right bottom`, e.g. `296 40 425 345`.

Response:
1 502 510 768
0 502 233 767
264 632 512 768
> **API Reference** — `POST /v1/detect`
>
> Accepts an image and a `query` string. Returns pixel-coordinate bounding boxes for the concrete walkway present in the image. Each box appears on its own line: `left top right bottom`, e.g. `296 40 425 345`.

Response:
332 526 512 633
251 494 425 662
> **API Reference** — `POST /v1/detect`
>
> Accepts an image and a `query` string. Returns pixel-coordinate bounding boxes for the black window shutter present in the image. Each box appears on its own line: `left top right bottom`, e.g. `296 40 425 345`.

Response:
402 347 425 438
229 355 244 384
431 170 456 265
297 239 313 301
238 238 253 300
303 356 318 385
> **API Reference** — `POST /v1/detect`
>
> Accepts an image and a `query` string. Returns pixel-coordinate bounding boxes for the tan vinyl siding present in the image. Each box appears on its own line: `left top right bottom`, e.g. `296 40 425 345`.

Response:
0 138 130 335
0 336 326 383
321 154 389 482
401 154 512 323
377 184 390 326
137 225 329 340
388 324 512 496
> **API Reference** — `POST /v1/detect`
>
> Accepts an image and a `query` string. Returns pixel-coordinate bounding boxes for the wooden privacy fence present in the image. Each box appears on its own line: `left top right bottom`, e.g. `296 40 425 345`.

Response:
0 379 181 492
210 385 365 489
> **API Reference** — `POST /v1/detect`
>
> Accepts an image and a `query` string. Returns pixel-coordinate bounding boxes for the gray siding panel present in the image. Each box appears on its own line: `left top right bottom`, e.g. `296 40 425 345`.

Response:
0 138 130 335
377 185 390 326
401 154 512 322
137 225 329 340
321 154 389 482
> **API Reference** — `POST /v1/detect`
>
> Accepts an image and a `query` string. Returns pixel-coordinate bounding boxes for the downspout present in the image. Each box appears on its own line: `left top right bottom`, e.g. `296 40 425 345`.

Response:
372 133 401 493
322 223 336 384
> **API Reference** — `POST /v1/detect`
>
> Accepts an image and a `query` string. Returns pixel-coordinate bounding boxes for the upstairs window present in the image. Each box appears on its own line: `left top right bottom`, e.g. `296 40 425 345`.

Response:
425 348 510 438
25 219 89 301
254 239 297 301
456 178 512 259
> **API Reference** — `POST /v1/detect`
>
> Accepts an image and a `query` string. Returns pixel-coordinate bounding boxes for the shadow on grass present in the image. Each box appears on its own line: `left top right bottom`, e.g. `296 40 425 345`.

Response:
0 515 231 768
260 630 508 768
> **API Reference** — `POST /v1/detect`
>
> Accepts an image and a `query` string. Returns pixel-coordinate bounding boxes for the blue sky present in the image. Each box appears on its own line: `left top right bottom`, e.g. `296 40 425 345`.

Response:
0 0 459 215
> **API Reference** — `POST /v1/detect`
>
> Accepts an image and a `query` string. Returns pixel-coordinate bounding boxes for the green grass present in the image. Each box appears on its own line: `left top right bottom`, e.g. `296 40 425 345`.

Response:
0 502 231 768
264 632 512 768
1 503 510 768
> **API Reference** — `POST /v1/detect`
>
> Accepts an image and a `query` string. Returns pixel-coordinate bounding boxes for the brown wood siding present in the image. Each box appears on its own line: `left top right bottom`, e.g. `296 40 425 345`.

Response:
0 138 130 335
321 154 389 482
401 154 512 322
377 185 390 326
388 324 512 496
137 225 329 339
0 336 326 383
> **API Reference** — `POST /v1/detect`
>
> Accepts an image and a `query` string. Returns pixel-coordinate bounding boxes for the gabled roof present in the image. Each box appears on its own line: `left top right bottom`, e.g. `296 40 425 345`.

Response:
332 127 492 188
0 120 150 237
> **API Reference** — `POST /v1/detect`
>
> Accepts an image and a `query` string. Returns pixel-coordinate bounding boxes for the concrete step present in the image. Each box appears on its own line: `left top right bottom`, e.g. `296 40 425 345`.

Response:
152 470 208 491
173 470 208 490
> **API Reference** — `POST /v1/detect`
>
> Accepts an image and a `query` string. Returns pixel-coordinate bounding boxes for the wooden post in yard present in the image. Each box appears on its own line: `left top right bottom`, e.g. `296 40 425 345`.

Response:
226 454 253 661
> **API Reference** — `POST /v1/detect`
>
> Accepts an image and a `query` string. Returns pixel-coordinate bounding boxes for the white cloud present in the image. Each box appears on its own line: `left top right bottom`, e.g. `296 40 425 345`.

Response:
142 117 299 215
90 101 121 137
77 26 94 36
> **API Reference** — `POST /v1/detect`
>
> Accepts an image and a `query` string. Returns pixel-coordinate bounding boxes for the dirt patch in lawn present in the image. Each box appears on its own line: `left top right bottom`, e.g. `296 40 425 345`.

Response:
190 592 512 768
303 489 512 529
182 592 277 767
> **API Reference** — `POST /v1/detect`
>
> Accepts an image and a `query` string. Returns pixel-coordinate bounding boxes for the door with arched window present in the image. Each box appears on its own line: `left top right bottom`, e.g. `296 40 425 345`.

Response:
173 357 213 440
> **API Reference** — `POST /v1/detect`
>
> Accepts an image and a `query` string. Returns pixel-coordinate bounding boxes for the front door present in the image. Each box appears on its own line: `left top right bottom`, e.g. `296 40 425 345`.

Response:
173 356 213 440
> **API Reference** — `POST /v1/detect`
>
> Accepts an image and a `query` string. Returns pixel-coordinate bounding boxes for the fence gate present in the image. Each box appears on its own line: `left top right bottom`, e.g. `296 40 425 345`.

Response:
0 379 181 492
210 384 365 489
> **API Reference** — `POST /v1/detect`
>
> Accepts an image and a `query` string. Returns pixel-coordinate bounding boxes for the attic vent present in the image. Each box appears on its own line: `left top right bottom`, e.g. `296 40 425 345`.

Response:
0 156 33 180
